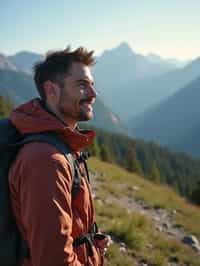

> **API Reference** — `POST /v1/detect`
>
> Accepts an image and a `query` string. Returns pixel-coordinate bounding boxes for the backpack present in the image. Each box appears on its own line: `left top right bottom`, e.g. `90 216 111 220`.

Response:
0 118 85 266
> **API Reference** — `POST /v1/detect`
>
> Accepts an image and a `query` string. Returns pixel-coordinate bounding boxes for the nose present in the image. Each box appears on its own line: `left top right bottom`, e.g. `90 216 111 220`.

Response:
86 85 97 98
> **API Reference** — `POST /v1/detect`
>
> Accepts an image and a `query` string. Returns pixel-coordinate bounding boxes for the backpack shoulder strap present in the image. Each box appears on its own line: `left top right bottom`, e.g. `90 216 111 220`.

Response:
19 132 80 200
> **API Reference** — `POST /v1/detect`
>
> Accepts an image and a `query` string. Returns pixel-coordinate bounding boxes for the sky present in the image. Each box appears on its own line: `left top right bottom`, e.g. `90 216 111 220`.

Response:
1 0 200 60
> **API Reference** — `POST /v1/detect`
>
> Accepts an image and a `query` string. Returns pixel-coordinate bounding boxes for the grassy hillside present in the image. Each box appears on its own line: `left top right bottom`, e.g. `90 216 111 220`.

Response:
88 127 200 204
88 157 200 266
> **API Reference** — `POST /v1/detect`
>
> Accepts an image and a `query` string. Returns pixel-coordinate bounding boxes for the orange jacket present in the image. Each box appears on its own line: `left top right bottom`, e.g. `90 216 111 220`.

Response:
9 99 103 266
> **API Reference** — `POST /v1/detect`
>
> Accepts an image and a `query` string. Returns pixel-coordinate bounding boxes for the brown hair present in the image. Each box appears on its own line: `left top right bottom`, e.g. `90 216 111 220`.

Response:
34 46 95 100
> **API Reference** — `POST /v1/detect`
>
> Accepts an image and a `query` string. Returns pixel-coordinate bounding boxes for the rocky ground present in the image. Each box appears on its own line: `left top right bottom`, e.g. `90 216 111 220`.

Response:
90 170 200 265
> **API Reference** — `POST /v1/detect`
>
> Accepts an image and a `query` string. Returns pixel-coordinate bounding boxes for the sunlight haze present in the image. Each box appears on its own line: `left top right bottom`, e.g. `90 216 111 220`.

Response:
1 0 200 60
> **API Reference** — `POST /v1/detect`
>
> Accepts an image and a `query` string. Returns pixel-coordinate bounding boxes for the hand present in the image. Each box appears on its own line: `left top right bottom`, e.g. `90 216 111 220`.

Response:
94 234 112 255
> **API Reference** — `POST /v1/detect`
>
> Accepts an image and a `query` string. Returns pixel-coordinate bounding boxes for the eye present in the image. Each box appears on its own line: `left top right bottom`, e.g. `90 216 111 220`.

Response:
79 83 87 89
79 82 90 90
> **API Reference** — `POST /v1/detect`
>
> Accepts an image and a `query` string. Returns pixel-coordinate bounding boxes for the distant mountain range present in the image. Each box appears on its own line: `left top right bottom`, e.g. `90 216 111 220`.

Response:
146 53 188 68
131 76 200 158
93 42 181 120
8 51 43 74
94 43 200 121
0 54 18 72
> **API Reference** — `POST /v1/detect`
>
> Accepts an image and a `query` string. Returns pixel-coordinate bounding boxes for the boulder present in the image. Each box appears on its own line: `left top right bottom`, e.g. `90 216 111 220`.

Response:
182 235 199 246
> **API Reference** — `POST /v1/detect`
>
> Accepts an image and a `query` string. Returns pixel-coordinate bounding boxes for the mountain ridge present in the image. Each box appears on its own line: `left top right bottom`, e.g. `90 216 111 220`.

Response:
131 76 200 157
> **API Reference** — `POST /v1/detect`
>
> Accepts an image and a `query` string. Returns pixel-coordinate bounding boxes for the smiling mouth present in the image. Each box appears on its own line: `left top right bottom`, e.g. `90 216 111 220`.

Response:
79 98 95 112
79 98 95 106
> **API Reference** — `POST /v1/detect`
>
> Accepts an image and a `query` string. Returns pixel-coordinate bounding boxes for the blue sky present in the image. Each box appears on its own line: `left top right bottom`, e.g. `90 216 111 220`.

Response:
1 0 200 60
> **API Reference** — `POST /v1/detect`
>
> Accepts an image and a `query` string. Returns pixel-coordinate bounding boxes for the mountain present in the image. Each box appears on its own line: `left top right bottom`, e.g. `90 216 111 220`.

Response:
0 69 126 134
0 54 18 71
95 42 175 81
8 51 43 74
131 76 200 157
93 42 177 116
174 123 200 157
146 53 187 68
89 98 126 133
94 43 200 122
0 70 37 103
117 55 200 121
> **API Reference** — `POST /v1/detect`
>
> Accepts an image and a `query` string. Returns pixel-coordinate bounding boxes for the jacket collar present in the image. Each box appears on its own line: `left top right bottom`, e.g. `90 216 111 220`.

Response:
11 98 95 153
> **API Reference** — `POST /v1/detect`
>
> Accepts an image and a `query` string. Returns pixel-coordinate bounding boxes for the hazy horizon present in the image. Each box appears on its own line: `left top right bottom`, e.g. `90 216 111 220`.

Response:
1 0 200 60
1 42 194 63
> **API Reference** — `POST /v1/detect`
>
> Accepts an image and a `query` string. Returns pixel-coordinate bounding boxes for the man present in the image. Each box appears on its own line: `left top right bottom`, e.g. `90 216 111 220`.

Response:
9 47 109 266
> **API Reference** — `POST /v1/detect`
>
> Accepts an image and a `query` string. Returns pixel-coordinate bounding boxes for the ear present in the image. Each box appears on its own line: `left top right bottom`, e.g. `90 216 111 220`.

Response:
43 81 59 102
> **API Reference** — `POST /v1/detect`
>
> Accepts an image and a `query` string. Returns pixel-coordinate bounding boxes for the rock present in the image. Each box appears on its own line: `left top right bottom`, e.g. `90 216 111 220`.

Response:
145 243 153 249
119 242 126 253
182 235 200 253
156 225 163 232
119 242 126 247
167 231 176 237
162 222 170 230
132 186 140 191
143 204 151 210
182 235 199 246
119 246 126 253
192 243 200 252
153 216 160 222
139 263 149 266
155 208 167 218
171 209 177 215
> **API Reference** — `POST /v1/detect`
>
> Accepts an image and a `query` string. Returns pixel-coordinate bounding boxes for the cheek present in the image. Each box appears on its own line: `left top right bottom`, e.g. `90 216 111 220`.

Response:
74 96 83 112
72 90 86 111
60 88 84 113
61 92 82 113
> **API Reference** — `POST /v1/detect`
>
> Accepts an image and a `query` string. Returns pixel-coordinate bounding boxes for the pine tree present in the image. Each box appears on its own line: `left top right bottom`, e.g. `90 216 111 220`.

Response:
149 161 161 183
190 180 200 205
89 139 100 158
100 144 112 162
126 148 143 175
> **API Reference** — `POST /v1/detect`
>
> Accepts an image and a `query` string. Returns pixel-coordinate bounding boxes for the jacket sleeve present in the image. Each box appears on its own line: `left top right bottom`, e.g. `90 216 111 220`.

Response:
11 142 83 266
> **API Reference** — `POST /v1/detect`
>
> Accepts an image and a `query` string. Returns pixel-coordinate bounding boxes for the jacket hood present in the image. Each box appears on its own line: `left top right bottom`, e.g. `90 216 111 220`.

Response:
10 98 95 152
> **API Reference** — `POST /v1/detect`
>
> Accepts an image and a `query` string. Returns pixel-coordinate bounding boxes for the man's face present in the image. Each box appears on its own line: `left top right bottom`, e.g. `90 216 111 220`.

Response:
56 62 96 125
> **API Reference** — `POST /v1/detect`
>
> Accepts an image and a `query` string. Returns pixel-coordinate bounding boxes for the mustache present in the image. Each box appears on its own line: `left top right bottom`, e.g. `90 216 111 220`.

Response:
79 97 95 104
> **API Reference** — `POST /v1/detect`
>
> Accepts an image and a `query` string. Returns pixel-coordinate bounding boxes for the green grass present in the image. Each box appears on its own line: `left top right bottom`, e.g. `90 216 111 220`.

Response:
105 244 136 266
88 157 200 265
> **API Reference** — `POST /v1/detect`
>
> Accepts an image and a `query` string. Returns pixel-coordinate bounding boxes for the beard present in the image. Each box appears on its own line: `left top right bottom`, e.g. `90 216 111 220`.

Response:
78 98 94 121
57 88 94 123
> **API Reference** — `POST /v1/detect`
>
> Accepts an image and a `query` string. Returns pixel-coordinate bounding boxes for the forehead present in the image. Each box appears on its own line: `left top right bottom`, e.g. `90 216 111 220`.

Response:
67 62 93 82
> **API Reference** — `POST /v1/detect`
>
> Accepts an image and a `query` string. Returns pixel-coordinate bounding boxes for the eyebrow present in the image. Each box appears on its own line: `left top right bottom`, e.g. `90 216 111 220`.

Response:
76 78 94 85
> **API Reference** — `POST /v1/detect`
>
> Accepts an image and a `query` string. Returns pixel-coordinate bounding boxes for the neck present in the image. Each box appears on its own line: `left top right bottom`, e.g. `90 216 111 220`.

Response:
41 100 77 130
